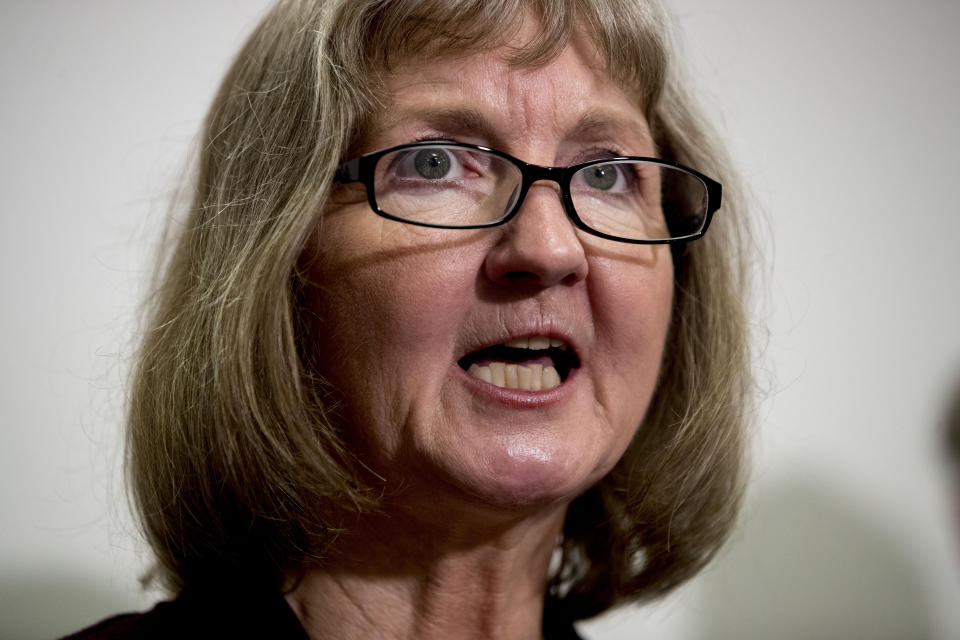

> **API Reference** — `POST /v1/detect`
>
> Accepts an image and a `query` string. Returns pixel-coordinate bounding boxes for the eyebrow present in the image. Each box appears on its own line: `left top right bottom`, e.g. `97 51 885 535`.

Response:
374 107 654 154
374 108 498 144
566 111 655 153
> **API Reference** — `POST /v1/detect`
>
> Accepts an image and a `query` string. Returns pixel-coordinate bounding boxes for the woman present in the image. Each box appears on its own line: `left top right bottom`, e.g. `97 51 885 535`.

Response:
67 0 751 637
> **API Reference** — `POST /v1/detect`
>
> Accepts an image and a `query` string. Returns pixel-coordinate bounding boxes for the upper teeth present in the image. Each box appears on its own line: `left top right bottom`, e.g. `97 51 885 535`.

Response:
503 336 567 350
464 336 570 391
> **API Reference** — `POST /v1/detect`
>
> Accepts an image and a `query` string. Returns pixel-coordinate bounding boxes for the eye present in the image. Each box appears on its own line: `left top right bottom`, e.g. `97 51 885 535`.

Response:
391 147 467 181
575 162 634 193
414 149 451 179
582 163 621 190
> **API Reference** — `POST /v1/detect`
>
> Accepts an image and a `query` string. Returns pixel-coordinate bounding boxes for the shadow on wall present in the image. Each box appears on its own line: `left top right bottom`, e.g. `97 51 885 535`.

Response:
0 572 145 640
697 479 933 640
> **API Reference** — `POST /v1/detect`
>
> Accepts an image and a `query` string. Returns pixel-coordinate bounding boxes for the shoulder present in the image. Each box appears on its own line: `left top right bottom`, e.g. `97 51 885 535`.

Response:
543 612 586 640
59 587 308 640
59 600 184 639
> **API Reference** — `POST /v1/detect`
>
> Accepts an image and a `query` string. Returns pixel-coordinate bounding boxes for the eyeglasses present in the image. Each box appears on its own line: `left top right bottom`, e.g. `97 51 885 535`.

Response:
335 142 721 244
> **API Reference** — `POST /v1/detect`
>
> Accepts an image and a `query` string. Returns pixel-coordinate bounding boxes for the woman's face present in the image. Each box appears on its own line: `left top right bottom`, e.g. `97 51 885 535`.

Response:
305 29 674 512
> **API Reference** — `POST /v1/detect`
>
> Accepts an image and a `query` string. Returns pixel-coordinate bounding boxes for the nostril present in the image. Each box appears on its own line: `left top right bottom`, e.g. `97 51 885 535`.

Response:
495 271 547 294
502 270 538 281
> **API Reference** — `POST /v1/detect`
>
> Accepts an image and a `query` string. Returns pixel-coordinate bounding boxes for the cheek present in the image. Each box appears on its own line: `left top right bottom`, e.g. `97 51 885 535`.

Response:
590 250 674 423
303 216 484 427
595 246 672 342
309 215 455 343
316 254 473 360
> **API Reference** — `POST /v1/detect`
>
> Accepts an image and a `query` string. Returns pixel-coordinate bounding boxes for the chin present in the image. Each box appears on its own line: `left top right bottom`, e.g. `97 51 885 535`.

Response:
447 438 610 511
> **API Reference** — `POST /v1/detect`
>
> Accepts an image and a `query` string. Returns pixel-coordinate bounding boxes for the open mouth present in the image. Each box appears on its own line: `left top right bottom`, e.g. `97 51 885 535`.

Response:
456 336 581 391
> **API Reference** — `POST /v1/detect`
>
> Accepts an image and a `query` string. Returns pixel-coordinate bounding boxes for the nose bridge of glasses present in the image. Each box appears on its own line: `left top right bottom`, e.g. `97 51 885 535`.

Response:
511 162 570 215
520 162 566 188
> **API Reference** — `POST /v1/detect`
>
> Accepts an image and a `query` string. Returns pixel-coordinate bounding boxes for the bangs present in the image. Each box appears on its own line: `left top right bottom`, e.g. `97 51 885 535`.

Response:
358 0 667 112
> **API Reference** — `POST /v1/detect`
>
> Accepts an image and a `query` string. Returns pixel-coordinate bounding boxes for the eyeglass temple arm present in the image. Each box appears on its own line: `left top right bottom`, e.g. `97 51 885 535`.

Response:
707 179 722 214
335 158 362 183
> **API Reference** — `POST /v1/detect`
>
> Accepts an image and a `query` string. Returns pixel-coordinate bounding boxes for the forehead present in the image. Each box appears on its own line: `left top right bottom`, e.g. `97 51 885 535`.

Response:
369 36 653 154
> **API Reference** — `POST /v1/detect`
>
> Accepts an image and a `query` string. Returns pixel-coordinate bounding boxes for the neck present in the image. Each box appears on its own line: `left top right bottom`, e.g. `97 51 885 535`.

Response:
285 499 568 640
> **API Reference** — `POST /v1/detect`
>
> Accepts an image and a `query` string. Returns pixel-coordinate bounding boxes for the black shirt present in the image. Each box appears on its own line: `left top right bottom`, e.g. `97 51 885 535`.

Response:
61 585 308 640
62 587 583 639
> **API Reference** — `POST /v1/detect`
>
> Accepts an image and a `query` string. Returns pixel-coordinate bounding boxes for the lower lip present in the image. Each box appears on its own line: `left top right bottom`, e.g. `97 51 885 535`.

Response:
454 363 579 409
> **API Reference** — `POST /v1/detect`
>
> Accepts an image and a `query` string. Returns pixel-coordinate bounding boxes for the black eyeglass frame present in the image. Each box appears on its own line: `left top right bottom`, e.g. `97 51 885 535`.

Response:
335 141 722 245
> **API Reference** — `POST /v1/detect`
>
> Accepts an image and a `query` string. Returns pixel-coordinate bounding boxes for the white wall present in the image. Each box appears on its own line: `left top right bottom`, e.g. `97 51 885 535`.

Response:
2 2 958 638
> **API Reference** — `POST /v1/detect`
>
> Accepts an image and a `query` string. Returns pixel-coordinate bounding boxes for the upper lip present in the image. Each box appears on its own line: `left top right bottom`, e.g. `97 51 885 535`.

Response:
456 328 583 365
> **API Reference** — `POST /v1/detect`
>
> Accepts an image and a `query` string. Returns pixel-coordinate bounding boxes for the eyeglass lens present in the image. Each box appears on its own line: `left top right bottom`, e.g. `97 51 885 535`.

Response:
372 145 708 241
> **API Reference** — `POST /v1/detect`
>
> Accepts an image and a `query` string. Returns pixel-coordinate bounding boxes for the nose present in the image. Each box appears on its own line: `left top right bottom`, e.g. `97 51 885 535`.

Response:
483 182 589 288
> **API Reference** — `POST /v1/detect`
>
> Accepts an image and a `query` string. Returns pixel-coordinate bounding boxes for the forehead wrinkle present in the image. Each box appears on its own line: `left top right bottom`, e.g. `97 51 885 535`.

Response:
498 59 636 158
373 36 649 159
508 67 564 149
567 111 655 154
